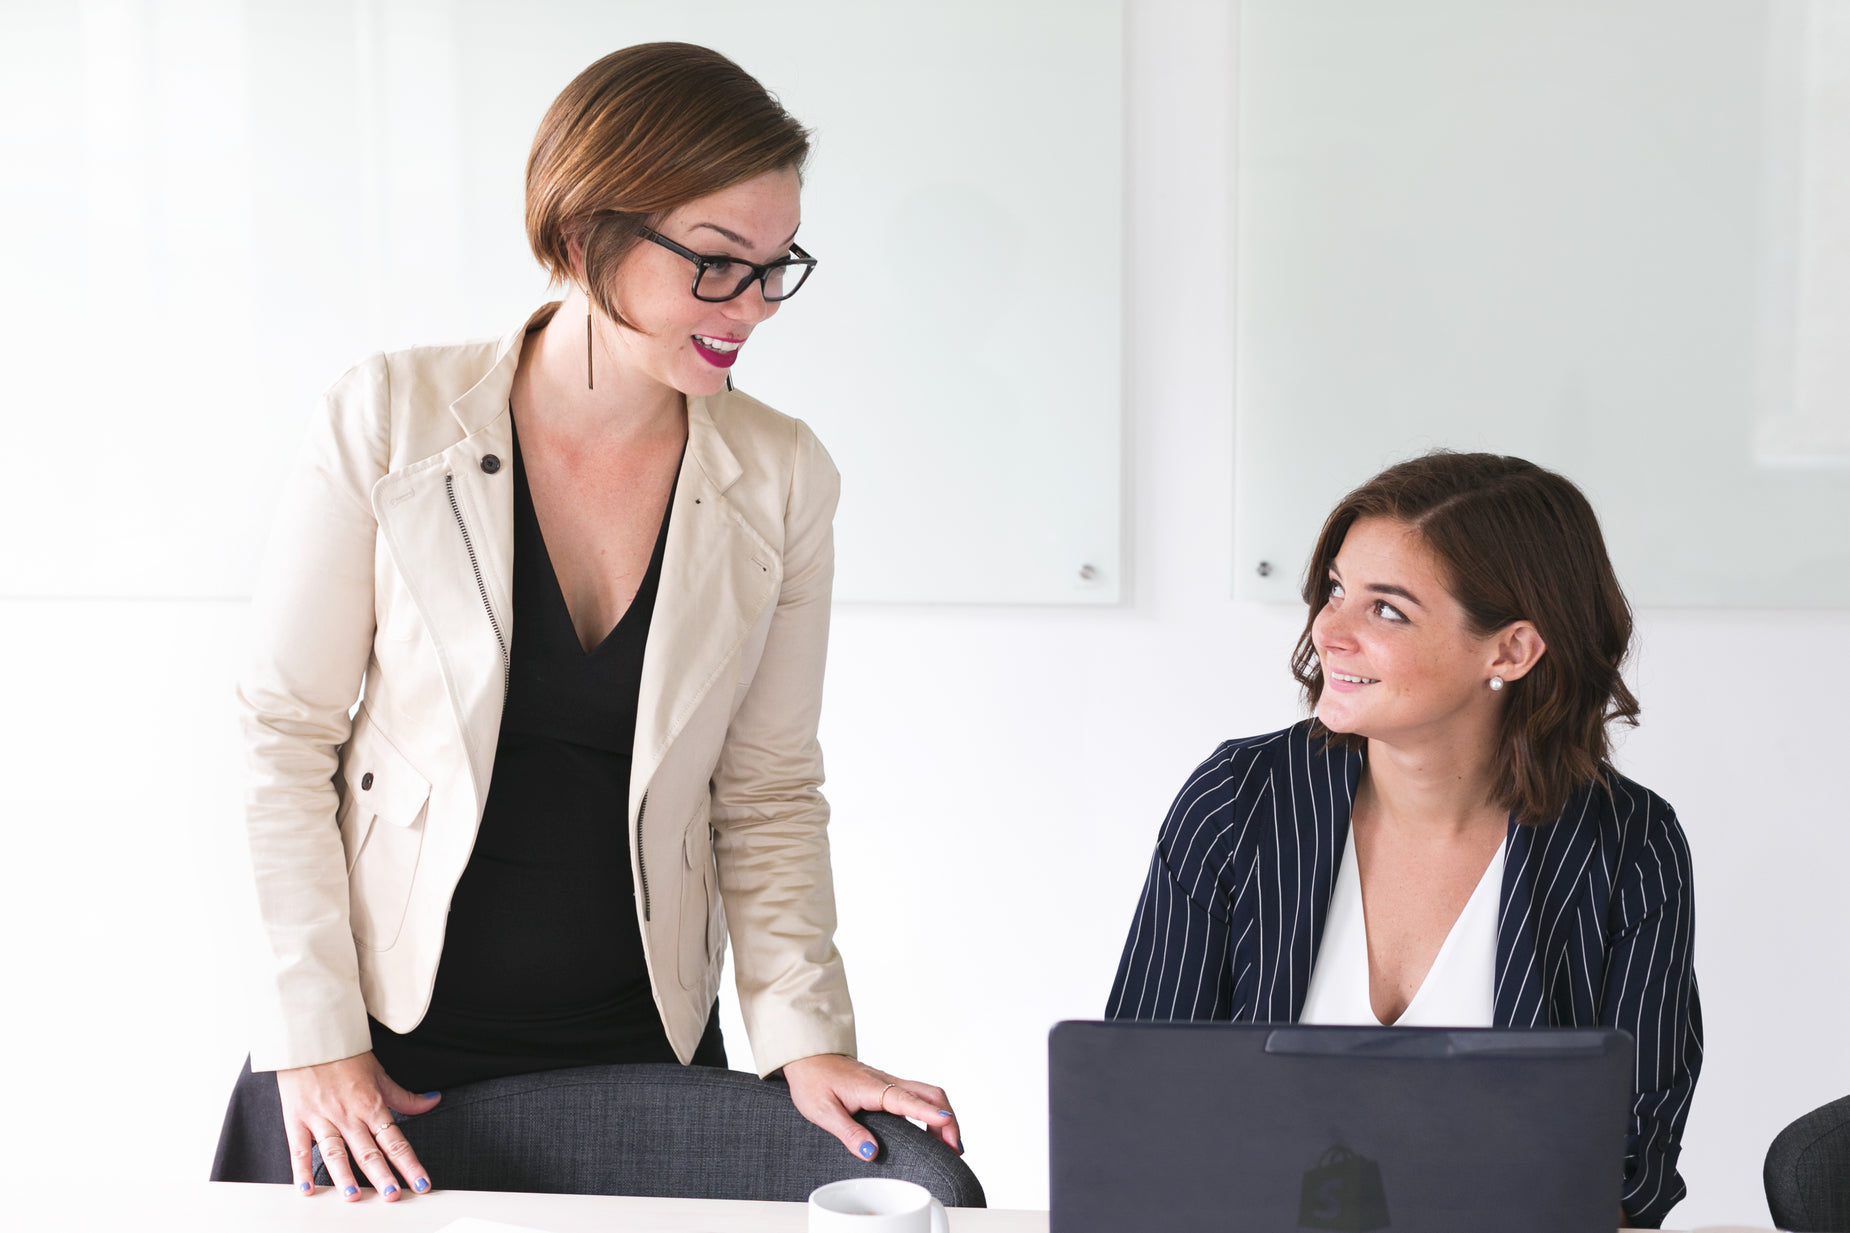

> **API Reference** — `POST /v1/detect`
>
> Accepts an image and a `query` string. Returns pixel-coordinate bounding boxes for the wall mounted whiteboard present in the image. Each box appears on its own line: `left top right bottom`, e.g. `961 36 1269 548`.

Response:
0 0 1122 604
1233 0 1850 607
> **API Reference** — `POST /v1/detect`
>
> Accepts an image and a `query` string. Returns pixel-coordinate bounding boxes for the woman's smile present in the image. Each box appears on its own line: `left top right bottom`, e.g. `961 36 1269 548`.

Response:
691 333 745 367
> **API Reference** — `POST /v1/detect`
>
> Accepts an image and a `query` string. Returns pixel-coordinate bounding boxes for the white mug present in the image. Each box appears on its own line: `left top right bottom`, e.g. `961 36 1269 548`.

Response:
808 1177 950 1233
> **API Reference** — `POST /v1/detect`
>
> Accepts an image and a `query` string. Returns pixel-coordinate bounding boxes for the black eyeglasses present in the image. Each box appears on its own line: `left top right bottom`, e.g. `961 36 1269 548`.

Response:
639 227 817 303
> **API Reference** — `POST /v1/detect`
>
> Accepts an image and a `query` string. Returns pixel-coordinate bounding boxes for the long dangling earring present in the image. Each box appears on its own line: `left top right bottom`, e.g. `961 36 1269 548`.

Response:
1488 676 1505 692
586 311 594 390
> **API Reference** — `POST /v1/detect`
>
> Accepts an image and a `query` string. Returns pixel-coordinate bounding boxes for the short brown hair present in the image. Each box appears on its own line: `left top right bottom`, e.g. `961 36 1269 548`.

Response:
525 43 810 329
1290 451 1640 826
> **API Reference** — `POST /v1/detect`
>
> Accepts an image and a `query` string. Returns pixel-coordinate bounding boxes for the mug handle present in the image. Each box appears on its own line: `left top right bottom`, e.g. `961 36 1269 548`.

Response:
929 1197 948 1233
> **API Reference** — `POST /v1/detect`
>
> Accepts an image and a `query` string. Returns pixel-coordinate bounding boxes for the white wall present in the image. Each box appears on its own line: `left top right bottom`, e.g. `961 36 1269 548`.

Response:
2 1 1845 1227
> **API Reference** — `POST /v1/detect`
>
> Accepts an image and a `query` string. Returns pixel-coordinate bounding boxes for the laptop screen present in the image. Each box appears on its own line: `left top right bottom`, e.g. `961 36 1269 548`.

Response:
1048 1021 1632 1233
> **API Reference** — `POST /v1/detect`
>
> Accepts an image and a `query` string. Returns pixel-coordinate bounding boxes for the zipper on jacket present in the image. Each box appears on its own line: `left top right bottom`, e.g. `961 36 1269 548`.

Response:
705 822 716 956
445 472 509 698
637 793 651 921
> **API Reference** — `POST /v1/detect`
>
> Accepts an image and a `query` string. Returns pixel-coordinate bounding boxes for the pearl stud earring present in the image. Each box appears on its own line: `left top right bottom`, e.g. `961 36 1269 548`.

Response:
1488 676 1505 692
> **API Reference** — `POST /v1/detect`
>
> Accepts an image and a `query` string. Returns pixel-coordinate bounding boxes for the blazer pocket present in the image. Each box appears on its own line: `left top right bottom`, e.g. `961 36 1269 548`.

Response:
338 717 432 952
678 800 719 990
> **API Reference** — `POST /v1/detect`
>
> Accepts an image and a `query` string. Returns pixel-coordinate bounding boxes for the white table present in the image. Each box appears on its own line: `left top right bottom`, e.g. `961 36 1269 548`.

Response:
71 1185 1768 1232
87 1184 1050 1232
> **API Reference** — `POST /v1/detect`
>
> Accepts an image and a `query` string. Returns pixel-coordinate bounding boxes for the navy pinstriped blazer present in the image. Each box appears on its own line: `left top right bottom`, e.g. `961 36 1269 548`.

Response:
1107 720 1702 1228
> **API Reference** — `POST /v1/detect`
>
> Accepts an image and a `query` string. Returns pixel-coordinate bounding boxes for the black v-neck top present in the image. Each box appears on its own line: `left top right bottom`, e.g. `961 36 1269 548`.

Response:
369 426 721 1090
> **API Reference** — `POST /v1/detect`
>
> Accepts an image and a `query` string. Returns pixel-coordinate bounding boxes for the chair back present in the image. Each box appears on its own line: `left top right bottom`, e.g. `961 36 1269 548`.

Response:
379 1063 985 1205
1766 1094 1850 1232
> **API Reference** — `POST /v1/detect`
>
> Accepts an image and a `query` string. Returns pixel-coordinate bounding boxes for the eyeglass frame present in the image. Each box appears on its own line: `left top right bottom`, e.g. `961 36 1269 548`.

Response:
638 227 817 303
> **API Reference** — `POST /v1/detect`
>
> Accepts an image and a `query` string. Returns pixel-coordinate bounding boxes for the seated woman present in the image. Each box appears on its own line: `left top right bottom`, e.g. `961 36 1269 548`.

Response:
1107 452 1699 1228
215 42 958 1202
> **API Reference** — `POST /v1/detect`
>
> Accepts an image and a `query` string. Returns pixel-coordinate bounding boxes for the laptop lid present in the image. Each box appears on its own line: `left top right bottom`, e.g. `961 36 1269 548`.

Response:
1048 1021 1633 1233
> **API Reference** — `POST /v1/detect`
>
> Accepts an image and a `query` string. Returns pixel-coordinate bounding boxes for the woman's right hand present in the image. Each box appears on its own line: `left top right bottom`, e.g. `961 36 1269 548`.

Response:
275 1052 441 1200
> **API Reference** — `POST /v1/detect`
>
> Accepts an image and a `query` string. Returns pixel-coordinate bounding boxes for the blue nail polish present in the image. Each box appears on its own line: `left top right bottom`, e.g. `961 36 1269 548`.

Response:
343 1185 357 1197
421 1091 440 1099
413 1178 430 1193
938 1110 952 1118
858 1141 876 1159
298 1181 311 1193
383 1185 398 1196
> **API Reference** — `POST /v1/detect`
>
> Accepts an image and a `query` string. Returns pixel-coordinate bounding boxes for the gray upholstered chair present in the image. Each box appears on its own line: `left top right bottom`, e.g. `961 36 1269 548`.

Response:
1765 1094 1850 1232
312 1064 984 1205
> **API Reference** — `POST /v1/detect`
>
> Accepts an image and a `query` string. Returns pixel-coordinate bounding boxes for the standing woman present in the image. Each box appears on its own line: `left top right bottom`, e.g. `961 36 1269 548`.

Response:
1108 453 1700 1228
219 43 958 1201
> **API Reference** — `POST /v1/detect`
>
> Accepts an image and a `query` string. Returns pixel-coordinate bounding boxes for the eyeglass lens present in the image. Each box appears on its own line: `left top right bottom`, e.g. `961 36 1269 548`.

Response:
694 258 811 303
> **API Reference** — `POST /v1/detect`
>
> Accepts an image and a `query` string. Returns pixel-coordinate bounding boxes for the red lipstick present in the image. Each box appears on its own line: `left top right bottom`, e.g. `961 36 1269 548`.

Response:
692 335 742 368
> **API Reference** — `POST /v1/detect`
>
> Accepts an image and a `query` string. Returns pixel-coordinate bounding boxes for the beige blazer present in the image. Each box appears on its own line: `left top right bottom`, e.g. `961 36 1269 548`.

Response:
237 303 855 1076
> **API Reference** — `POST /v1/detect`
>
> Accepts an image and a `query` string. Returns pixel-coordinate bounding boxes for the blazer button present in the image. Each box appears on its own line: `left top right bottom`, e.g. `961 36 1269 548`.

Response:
481 455 502 474
360 772 374 790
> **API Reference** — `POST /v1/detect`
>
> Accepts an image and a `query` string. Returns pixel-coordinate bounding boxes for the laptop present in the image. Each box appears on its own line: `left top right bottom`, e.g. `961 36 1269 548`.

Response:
1048 1021 1633 1233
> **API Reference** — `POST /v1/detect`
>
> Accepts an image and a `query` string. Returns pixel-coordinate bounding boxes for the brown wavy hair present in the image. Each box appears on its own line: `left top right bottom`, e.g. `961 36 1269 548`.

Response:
525 43 811 330
1290 451 1640 826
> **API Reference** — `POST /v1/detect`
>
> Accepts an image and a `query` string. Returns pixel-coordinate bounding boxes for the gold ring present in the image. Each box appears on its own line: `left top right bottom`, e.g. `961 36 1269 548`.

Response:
878 1082 899 1109
373 1122 394 1136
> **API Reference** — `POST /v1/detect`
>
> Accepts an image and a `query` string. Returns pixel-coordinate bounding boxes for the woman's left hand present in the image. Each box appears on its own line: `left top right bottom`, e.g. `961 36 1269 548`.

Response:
782 1053 962 1161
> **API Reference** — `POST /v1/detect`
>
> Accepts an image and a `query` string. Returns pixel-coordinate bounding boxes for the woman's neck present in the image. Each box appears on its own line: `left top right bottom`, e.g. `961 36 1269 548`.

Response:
1357 720 1507 840
513 288 686 446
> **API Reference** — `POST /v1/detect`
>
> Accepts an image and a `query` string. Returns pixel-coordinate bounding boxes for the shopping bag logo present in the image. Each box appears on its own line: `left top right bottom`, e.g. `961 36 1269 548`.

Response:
1297 1145 1390 1231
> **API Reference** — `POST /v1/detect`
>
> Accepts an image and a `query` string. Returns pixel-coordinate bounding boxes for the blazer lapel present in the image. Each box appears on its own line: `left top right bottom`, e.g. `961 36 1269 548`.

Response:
1273 730 1362 1022
1494 789 1601 1026
370 321 523 811
629 391 782 824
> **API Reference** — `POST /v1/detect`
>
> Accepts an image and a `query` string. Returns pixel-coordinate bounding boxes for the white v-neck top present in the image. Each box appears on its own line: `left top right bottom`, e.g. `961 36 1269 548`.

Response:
1298 826 1505 1028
